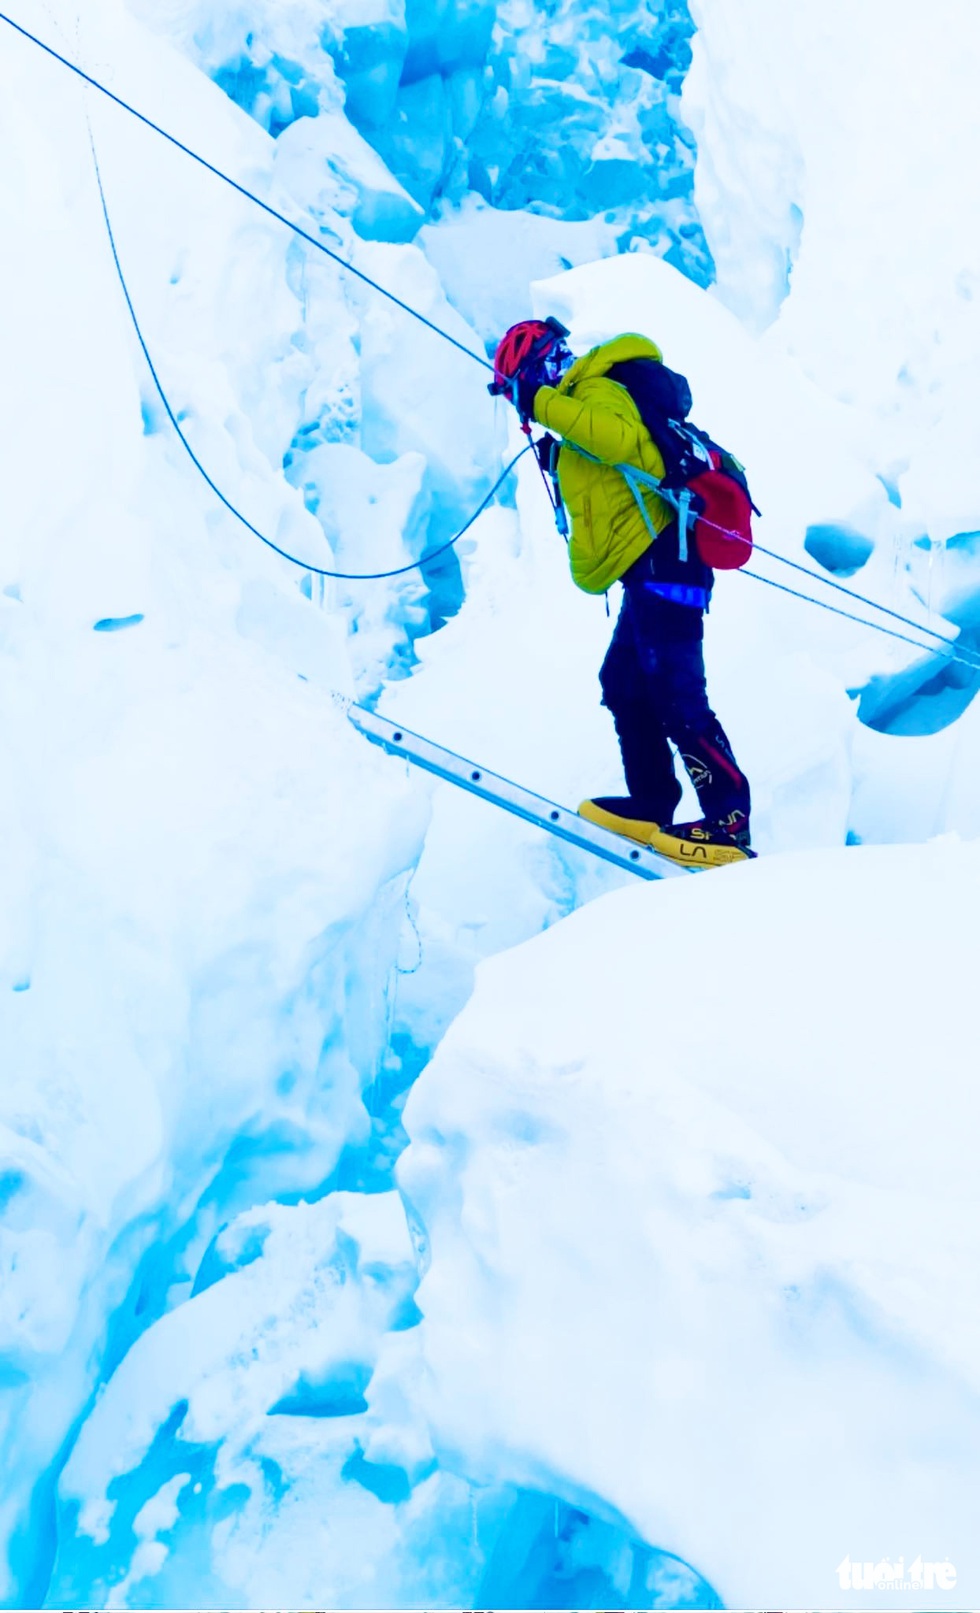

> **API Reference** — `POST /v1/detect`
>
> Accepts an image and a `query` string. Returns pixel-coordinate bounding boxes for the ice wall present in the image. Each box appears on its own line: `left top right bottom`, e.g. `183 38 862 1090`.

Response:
381 0 712 283
128 0 713 281
685 0 980 447
1 3 721 1602
684 0 980 528
0 0 451 1598
683 0 980 810
46 1186 721 1607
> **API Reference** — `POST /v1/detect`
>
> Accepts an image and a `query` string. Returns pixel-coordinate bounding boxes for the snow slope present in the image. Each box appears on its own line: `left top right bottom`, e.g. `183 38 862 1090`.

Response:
398 839 980 1609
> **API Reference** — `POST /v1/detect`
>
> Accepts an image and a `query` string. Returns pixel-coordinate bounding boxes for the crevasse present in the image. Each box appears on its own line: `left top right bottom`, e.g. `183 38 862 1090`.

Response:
4 0 980 1606
1 1 724 1606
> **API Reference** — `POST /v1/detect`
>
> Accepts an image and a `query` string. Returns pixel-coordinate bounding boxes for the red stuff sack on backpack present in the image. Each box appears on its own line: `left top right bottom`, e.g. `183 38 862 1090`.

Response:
689 451 754 570
604 358 758 572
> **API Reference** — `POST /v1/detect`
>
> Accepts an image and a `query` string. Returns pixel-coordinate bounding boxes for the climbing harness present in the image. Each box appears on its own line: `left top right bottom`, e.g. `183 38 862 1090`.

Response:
643 581 710 610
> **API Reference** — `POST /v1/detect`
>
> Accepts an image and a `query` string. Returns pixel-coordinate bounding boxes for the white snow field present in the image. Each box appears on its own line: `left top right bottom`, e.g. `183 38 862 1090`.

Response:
399 840 980 1609
0 0 978 1606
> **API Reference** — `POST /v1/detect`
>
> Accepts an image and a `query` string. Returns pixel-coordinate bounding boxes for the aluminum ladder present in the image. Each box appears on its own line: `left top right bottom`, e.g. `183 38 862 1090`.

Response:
347 704 686 882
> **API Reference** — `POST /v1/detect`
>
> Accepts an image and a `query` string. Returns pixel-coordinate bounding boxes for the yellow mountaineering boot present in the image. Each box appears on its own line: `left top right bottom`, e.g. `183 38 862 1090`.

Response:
577 796 664 847
579 801 756 870
646 810 756 870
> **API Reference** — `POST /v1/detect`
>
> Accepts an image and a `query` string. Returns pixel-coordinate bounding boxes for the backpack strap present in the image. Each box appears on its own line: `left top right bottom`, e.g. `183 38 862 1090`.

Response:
608 458 693 560
537 438 695 560
615 462 662 544
675 488 691 563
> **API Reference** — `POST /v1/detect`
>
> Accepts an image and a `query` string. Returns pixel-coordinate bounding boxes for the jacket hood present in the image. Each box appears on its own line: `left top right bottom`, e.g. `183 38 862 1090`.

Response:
560 333 663 392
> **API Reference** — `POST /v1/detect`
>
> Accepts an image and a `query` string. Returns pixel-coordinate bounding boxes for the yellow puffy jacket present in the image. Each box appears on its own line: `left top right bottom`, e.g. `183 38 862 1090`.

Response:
532 333 674 595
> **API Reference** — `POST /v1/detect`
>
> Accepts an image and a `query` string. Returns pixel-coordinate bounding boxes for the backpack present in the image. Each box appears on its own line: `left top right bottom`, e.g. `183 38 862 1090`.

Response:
606 358 757 570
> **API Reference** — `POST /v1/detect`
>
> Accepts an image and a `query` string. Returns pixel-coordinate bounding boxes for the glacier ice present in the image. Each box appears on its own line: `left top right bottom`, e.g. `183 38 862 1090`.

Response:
129 0 713 280
2 0 980 1604
803 524 875 580
273 112 425 246
687 0 980 531
46 1188 723 1607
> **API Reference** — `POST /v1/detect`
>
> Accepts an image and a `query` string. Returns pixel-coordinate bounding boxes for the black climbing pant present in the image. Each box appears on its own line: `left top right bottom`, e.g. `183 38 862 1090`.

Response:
599 556 751 826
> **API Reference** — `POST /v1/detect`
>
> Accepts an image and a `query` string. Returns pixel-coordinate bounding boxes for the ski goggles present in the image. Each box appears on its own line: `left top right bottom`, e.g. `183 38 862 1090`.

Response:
487 317 572 397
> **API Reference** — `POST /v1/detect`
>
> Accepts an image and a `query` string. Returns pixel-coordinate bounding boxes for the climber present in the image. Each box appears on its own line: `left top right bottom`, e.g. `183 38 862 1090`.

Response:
490 318 754 869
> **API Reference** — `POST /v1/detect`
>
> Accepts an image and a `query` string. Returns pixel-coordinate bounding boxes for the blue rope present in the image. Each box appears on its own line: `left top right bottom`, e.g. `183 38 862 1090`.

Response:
9 9 974 667
92 143 528 581
749 540 980 670
742 566 980 675
0 9 491 373
562 439 980 672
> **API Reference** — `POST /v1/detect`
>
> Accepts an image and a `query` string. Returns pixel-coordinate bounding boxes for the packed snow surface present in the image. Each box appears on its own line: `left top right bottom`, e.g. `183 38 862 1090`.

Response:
400 838 980 1609
1 0 979 1604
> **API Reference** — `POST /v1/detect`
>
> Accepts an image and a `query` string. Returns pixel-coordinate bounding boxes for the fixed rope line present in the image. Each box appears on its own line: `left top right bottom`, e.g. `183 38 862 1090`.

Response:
11 12 970 666
741 565 980 672
94 150 980 640
93 142 529 581
563 441 980 673
624 483 980 673
681 513 980 674
623 488 980 673
750 537 979 668
0 8 492 373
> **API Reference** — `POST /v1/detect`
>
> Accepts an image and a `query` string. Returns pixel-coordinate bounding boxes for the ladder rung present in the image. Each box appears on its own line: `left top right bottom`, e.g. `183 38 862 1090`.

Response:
347 704 686 881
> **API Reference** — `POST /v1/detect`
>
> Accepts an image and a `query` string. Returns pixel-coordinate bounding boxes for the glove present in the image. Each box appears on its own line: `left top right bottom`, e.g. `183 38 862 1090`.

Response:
512 363 547 421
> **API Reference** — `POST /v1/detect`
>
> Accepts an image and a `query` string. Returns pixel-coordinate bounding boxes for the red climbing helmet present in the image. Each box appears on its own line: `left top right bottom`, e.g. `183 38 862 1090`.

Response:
489 317 571 396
